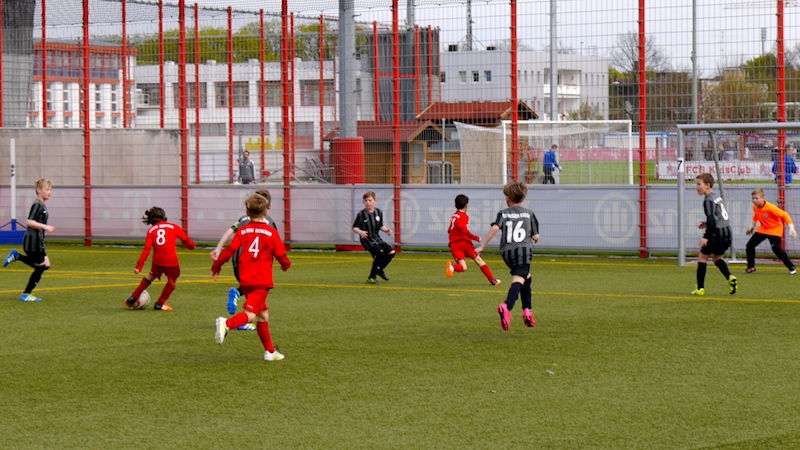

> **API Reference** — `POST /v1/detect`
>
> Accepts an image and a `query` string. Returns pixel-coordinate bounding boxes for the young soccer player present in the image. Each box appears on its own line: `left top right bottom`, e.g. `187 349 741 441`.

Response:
3 178 55 302
476 181 539 330
352 191 395 284
445 194 501 286
125 207 196 311
744 188 797 274
210 189 275 322
693 173 737 296
213 194 291 361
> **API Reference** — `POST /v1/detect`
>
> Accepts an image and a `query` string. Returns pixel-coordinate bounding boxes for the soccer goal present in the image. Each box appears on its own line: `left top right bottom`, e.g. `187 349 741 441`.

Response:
676 122 800 267
454 119 633 185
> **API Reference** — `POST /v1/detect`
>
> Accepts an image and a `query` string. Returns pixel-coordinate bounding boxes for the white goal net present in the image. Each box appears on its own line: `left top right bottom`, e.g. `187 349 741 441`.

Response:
455 119 633 185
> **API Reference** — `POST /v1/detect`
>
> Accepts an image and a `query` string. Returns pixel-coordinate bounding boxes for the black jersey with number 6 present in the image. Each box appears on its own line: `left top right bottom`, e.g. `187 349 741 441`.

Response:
492 206 539 267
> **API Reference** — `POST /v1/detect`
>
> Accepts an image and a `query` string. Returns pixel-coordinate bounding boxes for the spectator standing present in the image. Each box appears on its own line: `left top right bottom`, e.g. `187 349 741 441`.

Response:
772 144 797 185
239 150 255 184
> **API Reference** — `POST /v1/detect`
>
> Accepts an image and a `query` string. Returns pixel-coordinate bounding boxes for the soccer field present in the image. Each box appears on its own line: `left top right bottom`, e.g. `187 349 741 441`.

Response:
2 244 800 448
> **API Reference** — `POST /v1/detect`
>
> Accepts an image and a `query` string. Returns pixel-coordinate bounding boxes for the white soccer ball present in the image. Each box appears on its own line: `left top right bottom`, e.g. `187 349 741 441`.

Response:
135 290 151 310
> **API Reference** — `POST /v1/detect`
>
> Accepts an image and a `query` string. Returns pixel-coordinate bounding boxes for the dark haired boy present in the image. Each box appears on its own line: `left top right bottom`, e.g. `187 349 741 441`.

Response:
125 206 196 311
446 194 500 286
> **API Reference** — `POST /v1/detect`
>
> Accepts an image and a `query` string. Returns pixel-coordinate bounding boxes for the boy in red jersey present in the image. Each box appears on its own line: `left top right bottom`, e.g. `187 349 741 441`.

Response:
744 188 797 274
213 194 291 361
445 194 501 286
125 207 196 311
210 189 275 324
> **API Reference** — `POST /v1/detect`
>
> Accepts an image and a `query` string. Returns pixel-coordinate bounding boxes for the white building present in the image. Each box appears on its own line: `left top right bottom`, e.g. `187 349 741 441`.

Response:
439 48 609 120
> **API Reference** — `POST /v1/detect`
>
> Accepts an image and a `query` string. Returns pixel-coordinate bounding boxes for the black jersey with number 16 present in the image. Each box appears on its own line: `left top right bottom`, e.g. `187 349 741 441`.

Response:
492 206 539 267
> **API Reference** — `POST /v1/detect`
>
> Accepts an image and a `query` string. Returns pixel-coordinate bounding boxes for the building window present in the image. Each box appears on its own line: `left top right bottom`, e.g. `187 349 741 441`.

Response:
459 71 467 83
485 71 492 83
215 81 250 108
173 82 207 108
63 89 70 112
234 123 264 135
112 116 119 128
300 79 335 106
296 121 314 136
472 71 479 83
191 123 226 136
46 83 54 111
441 72 446 83
258 81 282 107
95 89 102 112
65 115 72 128
138 83 161 106
111 90 118 112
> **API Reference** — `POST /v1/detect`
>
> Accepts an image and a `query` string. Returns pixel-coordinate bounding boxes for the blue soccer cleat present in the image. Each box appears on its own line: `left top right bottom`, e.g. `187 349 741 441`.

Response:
20 293 42 302
226 287 239 315
3 249 19 268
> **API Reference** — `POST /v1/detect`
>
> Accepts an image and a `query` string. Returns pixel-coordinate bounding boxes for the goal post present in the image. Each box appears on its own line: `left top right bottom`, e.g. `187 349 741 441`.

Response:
500 120 634 185
677 122 800 267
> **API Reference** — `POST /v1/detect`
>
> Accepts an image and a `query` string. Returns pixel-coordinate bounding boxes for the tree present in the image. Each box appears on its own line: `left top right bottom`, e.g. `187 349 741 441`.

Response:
703 70 769 123
132 19 336 66
566 102 604 120
609 32 671 78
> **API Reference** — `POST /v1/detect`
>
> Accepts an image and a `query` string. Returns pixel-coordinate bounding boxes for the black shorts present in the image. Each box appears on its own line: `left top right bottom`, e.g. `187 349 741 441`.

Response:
363 240 392 258
508 263 531 278
701 239 731 256
26 251 47 266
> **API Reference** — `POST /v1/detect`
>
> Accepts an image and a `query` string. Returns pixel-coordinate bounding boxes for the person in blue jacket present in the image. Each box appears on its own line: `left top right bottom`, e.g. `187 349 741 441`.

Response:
772 143 797 185
542 144 562 184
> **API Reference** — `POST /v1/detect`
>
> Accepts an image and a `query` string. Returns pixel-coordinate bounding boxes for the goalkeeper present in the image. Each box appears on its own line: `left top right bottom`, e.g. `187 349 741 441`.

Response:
744 188 797 275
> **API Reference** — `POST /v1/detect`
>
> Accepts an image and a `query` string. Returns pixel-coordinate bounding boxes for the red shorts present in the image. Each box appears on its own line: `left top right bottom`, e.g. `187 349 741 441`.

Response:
450 241 478 261
149 264 180 281
241 287 271 314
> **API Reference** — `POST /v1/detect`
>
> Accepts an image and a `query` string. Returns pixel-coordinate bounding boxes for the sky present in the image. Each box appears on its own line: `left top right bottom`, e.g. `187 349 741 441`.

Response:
33 0 800 77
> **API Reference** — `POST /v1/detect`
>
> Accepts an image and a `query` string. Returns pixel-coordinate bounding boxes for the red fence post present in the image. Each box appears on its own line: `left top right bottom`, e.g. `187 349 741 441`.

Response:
178 0 189 230
82 0 91 245
638 0 648 258
194 3 201 184
41 0 47 128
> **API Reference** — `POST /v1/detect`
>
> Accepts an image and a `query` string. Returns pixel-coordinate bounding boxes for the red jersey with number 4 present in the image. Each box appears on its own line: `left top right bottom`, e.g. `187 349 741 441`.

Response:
136 222 196 272
211 221 291 290
448 211 481 245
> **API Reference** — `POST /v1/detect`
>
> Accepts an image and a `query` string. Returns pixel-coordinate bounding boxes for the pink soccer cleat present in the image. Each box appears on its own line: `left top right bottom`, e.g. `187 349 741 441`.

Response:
523 308 536 328
497 303 511 331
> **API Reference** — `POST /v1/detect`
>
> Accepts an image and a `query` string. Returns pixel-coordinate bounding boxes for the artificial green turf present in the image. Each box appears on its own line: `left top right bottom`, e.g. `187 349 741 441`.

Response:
2 245 800 448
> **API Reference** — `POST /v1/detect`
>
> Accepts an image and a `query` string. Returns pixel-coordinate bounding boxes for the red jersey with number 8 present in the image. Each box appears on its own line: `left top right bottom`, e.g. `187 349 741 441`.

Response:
136 221 195 272
211 221 290 289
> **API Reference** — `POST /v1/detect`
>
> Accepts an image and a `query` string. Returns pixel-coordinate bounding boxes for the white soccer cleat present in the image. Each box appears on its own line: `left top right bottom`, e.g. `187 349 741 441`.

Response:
264 350 285 361
215 317 228 344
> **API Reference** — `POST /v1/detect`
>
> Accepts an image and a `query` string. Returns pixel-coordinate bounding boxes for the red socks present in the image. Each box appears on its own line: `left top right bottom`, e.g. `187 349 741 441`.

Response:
131 278 152 298
257 322 275 352
226 312 249 330
480 264 495 282
454 263 465 273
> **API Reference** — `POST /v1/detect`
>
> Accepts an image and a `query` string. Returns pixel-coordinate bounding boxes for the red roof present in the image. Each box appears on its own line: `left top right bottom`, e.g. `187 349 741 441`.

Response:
417 100 537 122
323 121 425 142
